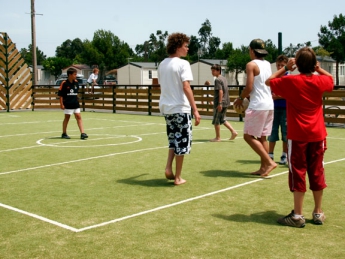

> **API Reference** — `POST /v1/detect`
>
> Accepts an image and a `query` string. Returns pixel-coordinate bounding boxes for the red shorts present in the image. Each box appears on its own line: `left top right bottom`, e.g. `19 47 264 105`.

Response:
287 139 327 192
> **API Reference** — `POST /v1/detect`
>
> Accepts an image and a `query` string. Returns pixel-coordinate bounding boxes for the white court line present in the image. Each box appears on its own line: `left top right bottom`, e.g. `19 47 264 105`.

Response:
0 202 78 232
0 146 167 176
1 158 344 232
0 123 159 138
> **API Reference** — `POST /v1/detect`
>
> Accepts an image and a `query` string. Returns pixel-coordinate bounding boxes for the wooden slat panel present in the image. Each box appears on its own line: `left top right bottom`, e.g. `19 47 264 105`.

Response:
0 98 6 109
8 59 25 79
323 100 345 106
8 49 19 61
0 76 6 85
324 117 345 123
0 58 6 69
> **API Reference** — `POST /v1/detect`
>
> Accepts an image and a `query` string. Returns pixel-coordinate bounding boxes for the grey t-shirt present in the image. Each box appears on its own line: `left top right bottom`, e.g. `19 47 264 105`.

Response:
214 75 230 107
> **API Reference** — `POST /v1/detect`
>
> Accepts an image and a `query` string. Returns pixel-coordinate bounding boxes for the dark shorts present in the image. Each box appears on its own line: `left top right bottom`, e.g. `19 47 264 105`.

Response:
212 107 228 125
288 139 327 192
268 108 287 142
164 113 192 155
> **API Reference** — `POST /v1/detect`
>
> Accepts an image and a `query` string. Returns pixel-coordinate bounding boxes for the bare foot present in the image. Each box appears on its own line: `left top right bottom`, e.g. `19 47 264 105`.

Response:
250 169 263 175
210 138 221 142
260 162 277 177
165 169 175 180
229 131 238 140
174 178 186 185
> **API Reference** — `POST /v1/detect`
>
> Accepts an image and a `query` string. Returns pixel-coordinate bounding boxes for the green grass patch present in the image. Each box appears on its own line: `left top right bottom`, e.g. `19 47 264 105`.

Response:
0 111 344 258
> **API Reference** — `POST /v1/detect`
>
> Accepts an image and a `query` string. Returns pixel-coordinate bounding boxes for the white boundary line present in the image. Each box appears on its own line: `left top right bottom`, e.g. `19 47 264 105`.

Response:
0 203 78 232
1 159 344 232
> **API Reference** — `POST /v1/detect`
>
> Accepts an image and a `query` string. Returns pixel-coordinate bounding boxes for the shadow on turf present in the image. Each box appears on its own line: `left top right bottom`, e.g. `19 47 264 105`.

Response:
200 169 261 178
213 210 282 225
117 174 175 187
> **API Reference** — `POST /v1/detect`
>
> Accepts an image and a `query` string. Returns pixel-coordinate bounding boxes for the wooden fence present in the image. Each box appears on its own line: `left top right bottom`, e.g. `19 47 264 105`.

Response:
28 84 345 125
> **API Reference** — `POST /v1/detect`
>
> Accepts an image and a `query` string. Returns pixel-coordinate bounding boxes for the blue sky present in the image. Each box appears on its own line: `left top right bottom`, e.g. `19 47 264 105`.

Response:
1 0 342 57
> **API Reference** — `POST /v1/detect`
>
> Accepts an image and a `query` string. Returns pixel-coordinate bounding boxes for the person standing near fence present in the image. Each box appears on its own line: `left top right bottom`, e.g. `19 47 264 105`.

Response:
158 32 201 185
58 68 88 140
233 39 276 177
87 68 99 93
266 47 333 228
210 64 238 142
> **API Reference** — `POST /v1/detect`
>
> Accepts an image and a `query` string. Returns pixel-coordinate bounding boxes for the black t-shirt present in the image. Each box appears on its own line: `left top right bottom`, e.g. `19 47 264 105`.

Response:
58 79 80 109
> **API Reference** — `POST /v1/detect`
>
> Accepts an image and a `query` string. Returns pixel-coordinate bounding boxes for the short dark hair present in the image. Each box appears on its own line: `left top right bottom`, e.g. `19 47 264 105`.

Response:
295 47 316 74
211 64 221 71
67 67 77 76
276 55 288 64
166 33 190 55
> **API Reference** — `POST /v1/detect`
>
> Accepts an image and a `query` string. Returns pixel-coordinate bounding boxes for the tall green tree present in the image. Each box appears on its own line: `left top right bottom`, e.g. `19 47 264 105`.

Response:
283 41 312 58
227 46 250 85
19 44 46 65
42 57 73 79
135 30 168 64
81 30 134 79
264 39 278 63
318 13 345 85
215 42 234 59
186 35 201 62
55 38 84 63
198 19 221 58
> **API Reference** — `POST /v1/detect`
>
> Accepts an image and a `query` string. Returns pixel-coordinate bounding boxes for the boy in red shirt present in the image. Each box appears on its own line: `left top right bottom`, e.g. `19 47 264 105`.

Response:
266 47 333 228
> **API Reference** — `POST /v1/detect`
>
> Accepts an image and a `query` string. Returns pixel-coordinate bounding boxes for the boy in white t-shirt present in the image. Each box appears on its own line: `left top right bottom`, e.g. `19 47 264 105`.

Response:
87 68 99 93
158 32 201 185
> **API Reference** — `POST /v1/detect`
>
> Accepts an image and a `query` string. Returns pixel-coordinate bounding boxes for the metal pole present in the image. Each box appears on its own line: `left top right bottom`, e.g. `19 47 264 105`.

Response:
31 0 37 86
278 32 282 55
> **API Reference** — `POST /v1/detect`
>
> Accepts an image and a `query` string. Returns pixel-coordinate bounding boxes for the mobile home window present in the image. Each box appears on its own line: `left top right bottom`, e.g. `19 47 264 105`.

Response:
148 70 152 79
340 65 345 76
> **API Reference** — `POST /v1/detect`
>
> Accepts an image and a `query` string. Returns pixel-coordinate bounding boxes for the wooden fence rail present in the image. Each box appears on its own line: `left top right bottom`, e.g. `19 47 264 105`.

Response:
10 84 345 125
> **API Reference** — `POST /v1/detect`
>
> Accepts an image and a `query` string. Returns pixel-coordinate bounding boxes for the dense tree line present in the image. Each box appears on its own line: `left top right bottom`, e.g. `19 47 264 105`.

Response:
18 15 344 84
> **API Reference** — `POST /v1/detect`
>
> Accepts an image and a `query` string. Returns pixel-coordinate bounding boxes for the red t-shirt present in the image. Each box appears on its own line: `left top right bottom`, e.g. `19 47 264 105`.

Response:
270 74 333 142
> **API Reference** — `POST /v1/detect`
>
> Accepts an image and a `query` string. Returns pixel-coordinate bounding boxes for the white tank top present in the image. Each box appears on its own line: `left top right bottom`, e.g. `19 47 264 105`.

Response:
248 59 274 110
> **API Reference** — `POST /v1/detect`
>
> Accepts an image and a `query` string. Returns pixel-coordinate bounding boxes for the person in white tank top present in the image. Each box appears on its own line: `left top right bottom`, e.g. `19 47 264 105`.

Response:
233 39 277 177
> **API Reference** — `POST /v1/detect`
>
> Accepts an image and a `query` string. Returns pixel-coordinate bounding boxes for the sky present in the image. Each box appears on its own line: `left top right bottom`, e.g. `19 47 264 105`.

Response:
1 0 342 58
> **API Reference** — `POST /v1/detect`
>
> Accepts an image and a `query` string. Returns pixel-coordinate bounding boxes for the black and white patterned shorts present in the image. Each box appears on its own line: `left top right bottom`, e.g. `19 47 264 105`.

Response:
164 113 192 155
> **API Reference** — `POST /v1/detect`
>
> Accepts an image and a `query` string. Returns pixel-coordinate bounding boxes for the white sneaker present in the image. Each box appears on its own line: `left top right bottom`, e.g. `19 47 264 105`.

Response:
279 155 287 165
313 211 326 225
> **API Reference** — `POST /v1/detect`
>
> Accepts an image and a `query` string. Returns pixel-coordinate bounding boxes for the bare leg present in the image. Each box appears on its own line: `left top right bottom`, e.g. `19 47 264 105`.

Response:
293 191 305 215
244 134 277 176
74 113 85 133
210 124 221 142
312 190 323 214
224 121 238 140
269 141 276 154
63 114 71 134
283 141 288 153
174 155 186 185
165 149 175 180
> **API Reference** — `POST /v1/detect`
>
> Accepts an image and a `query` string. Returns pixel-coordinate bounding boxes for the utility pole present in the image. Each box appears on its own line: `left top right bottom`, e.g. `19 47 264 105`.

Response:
31 0 37 86
30 0 42 86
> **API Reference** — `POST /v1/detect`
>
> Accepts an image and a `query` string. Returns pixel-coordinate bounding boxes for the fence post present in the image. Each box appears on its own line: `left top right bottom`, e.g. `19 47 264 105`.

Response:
113 85 116 113
148 85 152 115
238 86 244 122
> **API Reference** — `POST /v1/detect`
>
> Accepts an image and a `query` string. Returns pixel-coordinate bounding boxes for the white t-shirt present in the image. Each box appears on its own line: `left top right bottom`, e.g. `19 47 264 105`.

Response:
87 73 98 84
248 59 274 110
158 57 193 114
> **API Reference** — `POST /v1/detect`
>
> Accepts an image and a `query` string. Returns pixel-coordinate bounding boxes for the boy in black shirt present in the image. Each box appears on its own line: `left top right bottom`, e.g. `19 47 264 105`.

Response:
58 68 88 140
